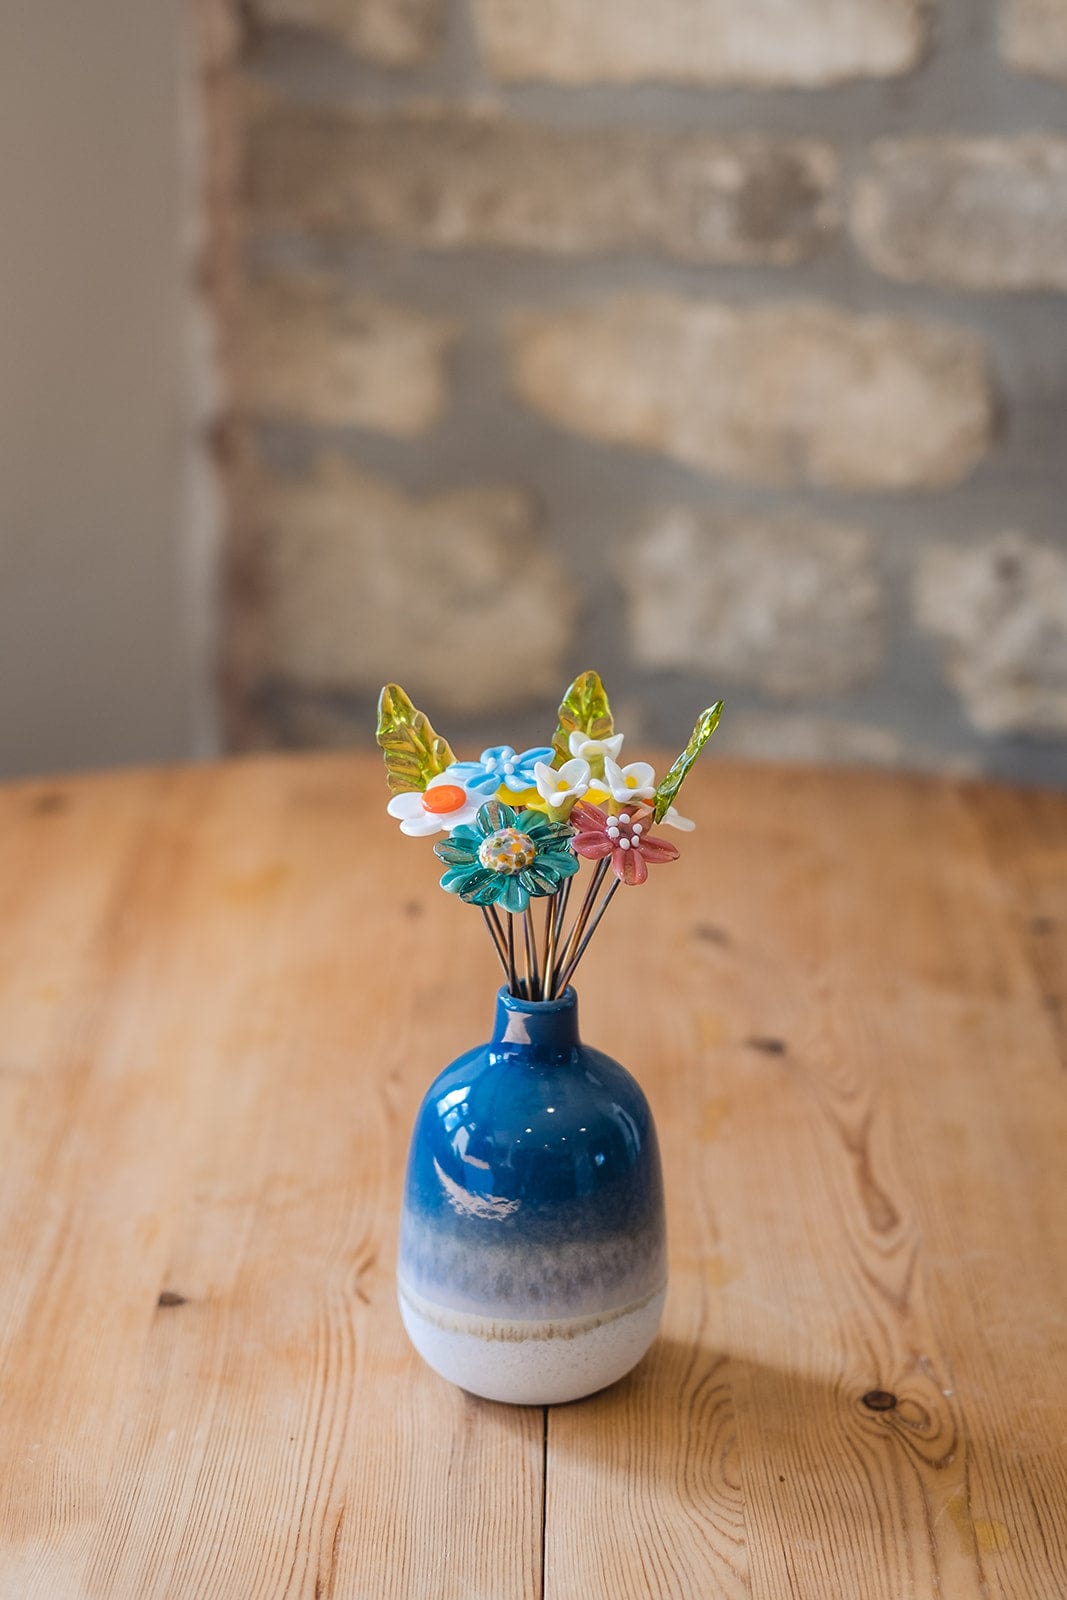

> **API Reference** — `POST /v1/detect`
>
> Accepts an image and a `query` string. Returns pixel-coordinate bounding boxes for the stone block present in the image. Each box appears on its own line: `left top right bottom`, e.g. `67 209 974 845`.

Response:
473 0 925 86
1000 0 1067 83
245 105 838 266
236 275 454 435
852 138 1067 291
620 507 885 697
253 455 577 713
245 0 441 66
509 297 992 491
916 534 1067 735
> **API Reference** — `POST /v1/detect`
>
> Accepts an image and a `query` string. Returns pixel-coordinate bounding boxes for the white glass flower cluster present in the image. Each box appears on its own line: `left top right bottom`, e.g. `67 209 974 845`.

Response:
387 730 695 838
533 732 694 832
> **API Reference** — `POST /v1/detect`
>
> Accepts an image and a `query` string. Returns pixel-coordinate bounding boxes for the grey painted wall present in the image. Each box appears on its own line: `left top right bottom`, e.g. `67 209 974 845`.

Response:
0 1 215 780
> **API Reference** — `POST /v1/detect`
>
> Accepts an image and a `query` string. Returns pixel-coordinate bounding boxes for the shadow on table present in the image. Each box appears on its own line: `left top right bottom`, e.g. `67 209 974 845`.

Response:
546 1331 872 1506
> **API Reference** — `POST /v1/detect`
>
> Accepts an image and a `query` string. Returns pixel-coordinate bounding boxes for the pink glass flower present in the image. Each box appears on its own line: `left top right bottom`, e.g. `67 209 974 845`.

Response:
568 801 679 886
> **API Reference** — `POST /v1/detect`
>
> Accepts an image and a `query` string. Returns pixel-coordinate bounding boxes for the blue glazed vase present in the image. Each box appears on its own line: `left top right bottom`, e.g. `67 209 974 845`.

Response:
397 985 667 1405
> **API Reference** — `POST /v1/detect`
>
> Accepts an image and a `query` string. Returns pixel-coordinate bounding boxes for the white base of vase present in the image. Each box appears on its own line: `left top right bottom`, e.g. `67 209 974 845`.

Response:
397 1279 667 1406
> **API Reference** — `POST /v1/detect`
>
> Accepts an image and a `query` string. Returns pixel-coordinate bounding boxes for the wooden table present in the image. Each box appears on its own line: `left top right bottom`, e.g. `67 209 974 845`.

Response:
1 754 1064 1598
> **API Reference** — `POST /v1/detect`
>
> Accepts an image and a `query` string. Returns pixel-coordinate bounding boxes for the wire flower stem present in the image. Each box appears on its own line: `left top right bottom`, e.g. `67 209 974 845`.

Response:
480 906 509 978
523 907 542 1000
553 877 621 995
543 877 571 999
506 910 519 996
543 890 561 999
553 859 609 997
540 893 555 993
486 901 509 958
554 875 573 945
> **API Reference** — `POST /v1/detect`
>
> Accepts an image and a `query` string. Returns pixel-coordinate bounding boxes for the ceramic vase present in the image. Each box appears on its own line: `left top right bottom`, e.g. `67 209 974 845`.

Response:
397 985 667 1406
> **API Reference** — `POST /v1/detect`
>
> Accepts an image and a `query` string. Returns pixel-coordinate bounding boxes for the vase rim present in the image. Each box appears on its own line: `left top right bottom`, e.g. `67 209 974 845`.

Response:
494 984 577 1015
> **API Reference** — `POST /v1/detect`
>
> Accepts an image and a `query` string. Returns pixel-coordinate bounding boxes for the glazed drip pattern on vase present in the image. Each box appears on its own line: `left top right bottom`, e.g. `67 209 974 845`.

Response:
397 986 667 1406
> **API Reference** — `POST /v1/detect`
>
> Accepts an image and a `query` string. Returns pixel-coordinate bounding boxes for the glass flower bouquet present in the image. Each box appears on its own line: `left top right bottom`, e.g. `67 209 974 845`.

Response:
380 671 722 1406
379 671 722 1002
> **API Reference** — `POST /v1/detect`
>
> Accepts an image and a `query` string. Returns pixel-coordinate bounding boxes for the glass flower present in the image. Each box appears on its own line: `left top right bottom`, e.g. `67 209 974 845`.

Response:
567 730 624 777
387 773 482 837
434 800 579 913
533 757 591 816
445 745 555 796
589 756 656 806
585 757 695 830
660 805 695 832
569 801 679 886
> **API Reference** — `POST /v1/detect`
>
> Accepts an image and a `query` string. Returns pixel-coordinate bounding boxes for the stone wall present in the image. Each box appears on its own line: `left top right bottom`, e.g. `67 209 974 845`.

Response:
220 0 1067 782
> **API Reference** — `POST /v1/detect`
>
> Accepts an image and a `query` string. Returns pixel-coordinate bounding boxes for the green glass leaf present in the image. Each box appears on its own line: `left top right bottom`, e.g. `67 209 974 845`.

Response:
376 683 456 795
653 702 723 823
550 670 614 768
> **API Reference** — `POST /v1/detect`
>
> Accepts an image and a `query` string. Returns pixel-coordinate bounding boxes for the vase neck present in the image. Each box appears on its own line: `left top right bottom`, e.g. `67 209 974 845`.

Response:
490 985 580 1059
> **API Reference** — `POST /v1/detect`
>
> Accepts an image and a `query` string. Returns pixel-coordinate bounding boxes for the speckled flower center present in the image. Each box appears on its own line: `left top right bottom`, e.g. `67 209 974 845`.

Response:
478 827 538 874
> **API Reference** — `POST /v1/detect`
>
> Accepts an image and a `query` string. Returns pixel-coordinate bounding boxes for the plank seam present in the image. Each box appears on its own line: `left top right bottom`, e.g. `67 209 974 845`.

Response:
540 1406 548 1600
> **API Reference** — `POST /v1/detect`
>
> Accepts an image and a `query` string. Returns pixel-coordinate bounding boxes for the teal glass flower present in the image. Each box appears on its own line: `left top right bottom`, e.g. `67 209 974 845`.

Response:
434 799 579 914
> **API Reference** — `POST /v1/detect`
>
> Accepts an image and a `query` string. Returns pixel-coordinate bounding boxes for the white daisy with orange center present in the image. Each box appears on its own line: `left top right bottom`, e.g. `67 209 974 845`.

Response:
387 774 482 837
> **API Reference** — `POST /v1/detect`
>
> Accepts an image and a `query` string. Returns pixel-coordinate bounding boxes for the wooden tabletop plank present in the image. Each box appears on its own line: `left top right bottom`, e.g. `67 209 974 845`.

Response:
546 767 1067 1600
0 757 1064 1600
0 758 542 1600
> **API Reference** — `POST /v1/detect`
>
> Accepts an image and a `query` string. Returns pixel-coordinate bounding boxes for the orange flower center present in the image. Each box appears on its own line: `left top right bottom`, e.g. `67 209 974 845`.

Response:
422 784 467 815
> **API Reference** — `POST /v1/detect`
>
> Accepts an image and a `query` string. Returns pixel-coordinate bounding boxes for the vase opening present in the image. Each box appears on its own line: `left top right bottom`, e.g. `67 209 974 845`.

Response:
493 983 580 1055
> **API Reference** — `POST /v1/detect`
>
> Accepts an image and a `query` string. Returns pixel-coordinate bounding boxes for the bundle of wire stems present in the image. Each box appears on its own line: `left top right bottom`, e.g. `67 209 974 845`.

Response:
479 861 620 1002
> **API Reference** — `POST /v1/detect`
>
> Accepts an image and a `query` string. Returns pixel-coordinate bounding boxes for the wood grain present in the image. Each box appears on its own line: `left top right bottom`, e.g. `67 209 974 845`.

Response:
0 759 541 1600
546 766 1067 1600
0 757 1064 1599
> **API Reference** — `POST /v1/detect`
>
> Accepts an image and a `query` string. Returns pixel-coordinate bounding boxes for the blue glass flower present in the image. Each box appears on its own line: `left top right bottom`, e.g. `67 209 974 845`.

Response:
445 744 555 796
434 800 579 915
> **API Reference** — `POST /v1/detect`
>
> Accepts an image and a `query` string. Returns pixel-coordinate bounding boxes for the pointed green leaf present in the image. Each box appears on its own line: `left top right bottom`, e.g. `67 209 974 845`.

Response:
550 670 614 768
653 702 723 822
376 683 456 795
